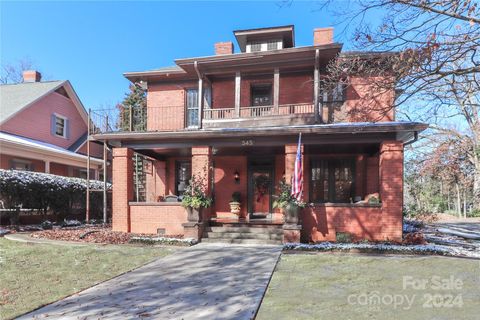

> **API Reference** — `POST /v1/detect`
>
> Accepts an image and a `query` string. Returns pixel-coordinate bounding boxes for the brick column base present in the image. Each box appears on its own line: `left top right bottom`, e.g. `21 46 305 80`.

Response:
283 224 302 243
183 222 205 241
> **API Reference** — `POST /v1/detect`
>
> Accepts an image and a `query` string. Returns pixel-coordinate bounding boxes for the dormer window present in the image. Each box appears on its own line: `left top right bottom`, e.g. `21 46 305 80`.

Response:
246 39 283 53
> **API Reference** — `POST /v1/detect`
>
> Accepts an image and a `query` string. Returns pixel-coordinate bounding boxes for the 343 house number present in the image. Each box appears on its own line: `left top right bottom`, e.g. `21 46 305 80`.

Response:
241 139 254 146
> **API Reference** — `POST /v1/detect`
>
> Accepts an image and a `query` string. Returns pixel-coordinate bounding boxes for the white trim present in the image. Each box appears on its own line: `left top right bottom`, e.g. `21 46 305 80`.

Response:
53 113 68 138
0 132 103 167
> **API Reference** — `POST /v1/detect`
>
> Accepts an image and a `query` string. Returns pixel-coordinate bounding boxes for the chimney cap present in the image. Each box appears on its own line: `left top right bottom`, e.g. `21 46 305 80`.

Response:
23 70 42 83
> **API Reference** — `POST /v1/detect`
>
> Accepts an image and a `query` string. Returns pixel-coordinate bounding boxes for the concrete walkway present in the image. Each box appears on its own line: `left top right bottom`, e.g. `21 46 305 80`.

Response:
18 243 282 320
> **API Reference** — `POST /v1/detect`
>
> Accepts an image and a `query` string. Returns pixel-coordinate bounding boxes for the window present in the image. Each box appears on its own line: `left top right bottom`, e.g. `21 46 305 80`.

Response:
249 41 262 52
310 158 354 203
251 84 272 107
175 161 192 197
11 159 33 171
322 82 345 103
186 89 199 128
267 40 279 51
53 114 67 137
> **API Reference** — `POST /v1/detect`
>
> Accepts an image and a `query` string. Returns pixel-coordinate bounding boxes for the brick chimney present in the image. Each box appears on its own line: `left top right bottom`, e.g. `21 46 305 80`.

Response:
314 27 334 45
215 42 234 55
23 70 42 83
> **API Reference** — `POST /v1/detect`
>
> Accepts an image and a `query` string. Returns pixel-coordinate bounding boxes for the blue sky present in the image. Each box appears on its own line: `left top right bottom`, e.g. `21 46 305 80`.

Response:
1 1 360 110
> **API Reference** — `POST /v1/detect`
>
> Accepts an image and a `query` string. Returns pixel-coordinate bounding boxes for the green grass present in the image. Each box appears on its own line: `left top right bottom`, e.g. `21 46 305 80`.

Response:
0 238 177 320
257 253 480 320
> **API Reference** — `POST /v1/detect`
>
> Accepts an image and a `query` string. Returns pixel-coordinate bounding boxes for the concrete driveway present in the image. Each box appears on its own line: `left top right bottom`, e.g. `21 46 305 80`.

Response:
18 243 282 320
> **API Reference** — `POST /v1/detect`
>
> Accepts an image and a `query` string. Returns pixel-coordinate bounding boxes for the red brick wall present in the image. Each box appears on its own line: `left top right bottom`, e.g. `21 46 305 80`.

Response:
213 156 248 219
147 82 196 131
215 42 234 55
212 78 235 108
191 146 212 220
345 76 395 122
379 141 404 241
279 72 313 105
302 205 383 242
129 204 187 235
112 148 133 232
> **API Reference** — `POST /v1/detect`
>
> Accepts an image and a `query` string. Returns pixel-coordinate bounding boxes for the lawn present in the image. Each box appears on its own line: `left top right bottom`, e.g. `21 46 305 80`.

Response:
0 238 177 319
257 253 480 320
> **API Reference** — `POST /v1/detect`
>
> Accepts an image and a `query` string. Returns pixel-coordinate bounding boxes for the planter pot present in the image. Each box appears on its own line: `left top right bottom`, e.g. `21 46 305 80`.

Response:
229 202 241 215
186 207 203 222
284 203 300 224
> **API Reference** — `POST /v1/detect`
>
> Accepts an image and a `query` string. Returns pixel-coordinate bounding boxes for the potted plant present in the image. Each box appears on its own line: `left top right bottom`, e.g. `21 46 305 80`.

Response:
181 175 212 222
229 192 242 216
273 180 307 224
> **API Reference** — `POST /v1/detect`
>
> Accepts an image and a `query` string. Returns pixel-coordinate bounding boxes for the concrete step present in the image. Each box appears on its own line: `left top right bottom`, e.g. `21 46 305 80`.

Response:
203 231 283 241
205 226 283 235
201 237 282 245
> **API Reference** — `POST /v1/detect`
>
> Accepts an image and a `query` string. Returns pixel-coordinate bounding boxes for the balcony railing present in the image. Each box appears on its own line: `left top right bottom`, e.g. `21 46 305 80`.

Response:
203 103 314 120
89 102 319 135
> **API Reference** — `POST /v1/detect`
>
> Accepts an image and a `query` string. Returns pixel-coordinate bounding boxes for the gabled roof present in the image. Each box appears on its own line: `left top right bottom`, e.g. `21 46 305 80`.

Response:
0 80 88 125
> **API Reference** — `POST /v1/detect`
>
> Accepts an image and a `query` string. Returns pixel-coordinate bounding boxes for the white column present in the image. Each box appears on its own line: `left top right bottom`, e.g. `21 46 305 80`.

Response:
235 72 241 117
273 68 280 114
314 49 320 123
198 77 204 128
45 160 50 173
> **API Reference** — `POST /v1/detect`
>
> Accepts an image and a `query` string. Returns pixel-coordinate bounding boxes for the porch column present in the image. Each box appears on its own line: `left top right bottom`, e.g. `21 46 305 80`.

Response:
283 143 304 243
379 141 403 241
112 147 133 232
314 49 320 123
235 72 241 117
273 68 280 114
284 143 304 187
183 146 212 241
44 160 50 174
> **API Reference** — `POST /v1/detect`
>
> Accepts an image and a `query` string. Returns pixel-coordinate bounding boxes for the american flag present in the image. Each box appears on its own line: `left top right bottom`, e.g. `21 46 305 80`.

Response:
291 133 303 201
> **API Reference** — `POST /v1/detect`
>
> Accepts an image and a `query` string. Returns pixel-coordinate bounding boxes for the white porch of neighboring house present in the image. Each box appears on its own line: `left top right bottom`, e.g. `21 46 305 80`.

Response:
0 131 103 178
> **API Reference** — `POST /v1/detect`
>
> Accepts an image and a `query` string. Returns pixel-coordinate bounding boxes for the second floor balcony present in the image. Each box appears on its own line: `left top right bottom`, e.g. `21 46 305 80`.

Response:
89 99 346 135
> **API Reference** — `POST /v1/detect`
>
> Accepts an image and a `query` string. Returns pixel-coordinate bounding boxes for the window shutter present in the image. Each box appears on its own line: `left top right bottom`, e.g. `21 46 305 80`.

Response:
51 114 56 135
64 119 70 138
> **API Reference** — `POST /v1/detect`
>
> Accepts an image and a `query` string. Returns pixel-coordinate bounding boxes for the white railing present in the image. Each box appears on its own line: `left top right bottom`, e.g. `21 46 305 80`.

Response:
203 103 315 120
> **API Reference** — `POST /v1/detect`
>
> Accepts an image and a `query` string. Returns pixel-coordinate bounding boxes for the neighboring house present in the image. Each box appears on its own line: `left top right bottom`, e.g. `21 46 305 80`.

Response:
92 25 427 244
0 71 105 179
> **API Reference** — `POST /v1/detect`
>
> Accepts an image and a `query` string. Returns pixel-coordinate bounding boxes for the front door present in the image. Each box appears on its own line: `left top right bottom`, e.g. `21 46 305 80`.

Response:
248 159 274 219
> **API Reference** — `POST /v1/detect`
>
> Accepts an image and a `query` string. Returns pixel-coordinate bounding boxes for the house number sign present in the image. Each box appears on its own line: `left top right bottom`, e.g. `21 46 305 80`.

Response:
241 139 254 146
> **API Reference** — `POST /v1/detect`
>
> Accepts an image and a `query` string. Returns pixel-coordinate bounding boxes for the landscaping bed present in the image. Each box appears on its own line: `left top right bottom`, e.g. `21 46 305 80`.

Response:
29 226 186 245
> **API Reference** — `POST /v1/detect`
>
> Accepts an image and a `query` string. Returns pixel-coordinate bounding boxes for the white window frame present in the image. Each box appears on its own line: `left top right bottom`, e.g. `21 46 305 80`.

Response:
54 113 68 138
246 39 283 53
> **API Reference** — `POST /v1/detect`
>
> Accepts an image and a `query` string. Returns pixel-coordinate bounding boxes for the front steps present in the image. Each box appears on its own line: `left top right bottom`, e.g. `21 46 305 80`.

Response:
202 223 284 245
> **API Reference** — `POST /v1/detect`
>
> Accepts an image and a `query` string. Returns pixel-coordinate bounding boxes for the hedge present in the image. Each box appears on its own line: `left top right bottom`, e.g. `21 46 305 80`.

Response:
0 169 111 223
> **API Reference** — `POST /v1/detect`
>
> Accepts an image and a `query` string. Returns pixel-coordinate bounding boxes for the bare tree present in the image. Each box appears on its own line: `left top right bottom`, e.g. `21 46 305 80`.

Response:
310 0 480 211
0 58 36 84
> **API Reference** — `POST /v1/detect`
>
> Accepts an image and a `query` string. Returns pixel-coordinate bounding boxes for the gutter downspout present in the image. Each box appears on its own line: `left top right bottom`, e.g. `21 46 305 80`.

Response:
194 61 204 129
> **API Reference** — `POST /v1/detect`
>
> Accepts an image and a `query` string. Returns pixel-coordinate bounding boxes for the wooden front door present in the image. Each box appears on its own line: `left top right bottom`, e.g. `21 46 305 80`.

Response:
248 158 274 219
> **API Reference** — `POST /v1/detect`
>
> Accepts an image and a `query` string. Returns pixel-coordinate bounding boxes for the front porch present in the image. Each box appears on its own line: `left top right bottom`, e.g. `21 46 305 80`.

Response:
104 125 415 243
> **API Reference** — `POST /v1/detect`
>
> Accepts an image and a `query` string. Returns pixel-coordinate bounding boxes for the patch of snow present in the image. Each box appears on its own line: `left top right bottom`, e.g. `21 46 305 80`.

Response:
284 242 480 258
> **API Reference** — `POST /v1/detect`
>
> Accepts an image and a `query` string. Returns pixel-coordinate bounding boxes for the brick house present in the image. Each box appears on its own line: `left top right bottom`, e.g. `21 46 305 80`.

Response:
0 71 106 179
92 25 427 244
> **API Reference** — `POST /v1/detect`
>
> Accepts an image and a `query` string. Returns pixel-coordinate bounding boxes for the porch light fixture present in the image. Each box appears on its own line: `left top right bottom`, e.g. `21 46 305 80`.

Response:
234 171 240 184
